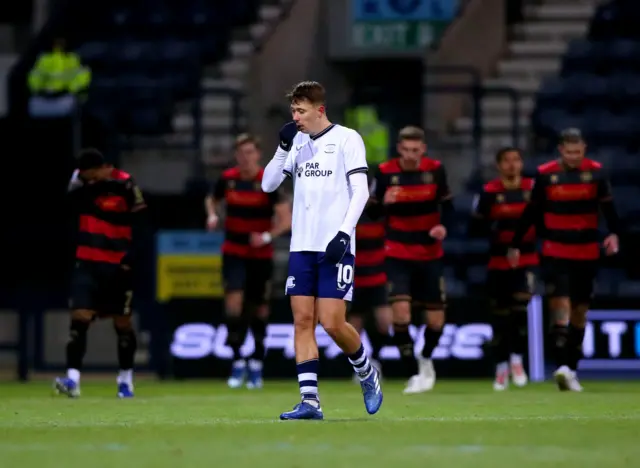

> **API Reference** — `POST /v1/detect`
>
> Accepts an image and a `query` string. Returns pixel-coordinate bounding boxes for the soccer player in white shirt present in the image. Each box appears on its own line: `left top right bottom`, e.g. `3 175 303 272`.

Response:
262 81 383 420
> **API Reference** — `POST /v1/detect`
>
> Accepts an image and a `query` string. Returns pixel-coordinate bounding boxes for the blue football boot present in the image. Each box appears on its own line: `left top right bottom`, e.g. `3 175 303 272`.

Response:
279 401 324 420
246 366 263 389
359 367 383 415
117 382 134 398
227 361 246 389
53 377 80 398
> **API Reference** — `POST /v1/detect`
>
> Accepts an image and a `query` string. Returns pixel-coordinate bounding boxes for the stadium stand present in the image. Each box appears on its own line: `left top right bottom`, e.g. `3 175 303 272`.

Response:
10 0 261 138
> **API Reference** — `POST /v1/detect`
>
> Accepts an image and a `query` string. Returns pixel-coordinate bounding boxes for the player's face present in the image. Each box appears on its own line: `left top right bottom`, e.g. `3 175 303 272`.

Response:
290 99 323 134
497 151 523 178
79 165 112 183
235 142 260 169
558 141 586 168
397 139 426 164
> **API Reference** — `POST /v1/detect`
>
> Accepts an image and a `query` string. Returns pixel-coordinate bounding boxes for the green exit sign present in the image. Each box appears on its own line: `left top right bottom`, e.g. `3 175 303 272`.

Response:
351 21 448 50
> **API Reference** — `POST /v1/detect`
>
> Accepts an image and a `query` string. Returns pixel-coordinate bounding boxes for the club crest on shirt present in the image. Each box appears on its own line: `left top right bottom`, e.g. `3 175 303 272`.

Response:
422 172 433 184
324 144 336 154
550 174 558 184
496 194 505 203
228 180 236 189
390 175 399 185
523 190 531 201
581 171 592 182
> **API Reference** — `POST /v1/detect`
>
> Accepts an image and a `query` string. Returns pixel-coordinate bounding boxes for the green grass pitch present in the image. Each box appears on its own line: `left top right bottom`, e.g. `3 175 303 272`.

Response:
0 379 638 467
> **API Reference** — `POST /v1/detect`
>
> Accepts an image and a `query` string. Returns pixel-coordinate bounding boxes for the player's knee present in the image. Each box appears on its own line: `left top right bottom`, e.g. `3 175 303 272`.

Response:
549 298 570 325
374 305 393 330
113 315 134 333
570 304 589 327
255 304 269 320
425 310 445 330
293 309 315 332
71 309 94 323
224 291 243 316
69 318 90 343
390 298 411 324
319 311 347 338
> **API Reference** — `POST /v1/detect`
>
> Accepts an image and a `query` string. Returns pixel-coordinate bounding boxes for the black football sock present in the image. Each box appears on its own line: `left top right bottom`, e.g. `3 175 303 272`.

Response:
365 325 387 361
116 327 138 371
226 315 248 361
420 326 443 359
249 316 267 363
66 319 89 372
509 301 529 357
567 324 586 371
551 323 570 368
491 309 511 365
393 323 417 376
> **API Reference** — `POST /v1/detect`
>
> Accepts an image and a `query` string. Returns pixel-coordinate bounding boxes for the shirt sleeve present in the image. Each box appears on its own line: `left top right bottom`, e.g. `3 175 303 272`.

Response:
343 131 369 177
597 174 613 201
262 147 291 192
283 151 294 179
125 178 146 212
339 172 370 235
212 177 226 201
435 164 452 202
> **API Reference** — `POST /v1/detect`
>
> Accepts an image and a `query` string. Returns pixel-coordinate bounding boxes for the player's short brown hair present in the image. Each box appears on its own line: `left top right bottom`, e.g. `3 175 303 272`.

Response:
559 127 584 144
234 133 261 150
397 126 425 143
495 146 521 163
286 81 326 105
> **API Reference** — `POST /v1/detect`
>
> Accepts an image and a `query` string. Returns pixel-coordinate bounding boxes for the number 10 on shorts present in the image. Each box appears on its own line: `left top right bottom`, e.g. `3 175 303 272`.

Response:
337 263 353 289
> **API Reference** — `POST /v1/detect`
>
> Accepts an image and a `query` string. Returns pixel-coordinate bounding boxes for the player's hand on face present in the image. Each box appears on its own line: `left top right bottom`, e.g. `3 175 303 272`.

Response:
603 234 619 256
507 248 520 268
429 224 447 241
206 214 218 231
279 121 298 152
383 187 399 205
325 231 350 264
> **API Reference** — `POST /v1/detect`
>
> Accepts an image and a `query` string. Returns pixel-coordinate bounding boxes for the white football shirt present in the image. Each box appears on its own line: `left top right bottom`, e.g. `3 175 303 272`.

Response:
263 124 368 254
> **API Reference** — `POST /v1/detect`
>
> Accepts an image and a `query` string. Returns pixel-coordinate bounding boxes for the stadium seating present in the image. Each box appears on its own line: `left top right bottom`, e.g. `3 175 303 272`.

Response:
19 0 260 136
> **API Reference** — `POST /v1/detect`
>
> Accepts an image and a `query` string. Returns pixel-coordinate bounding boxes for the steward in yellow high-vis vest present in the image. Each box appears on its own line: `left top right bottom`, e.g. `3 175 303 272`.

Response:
345 106 389 166
28 38 91 96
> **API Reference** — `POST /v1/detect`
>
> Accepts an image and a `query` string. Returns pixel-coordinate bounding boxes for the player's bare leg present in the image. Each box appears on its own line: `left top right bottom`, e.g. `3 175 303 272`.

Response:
509 293 531 387
404 307 444 394
490 306 511 391
113 315 137 398
54 309 95 398
549 297 577 391
390 297 417 388
247 303 269 389
224 290 248 388
318 298 383 414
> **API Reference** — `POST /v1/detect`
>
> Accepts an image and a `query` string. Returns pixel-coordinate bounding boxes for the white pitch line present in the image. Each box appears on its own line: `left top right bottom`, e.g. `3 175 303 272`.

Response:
1 414 639 428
